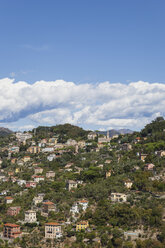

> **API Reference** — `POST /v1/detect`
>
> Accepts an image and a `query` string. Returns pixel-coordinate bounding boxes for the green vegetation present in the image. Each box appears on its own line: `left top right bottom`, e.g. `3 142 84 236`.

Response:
0 119 165 247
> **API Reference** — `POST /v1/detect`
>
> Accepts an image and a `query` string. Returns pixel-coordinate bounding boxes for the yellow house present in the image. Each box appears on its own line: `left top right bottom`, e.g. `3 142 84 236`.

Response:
76 221 89 231
15 168 20 173
23 156 31 163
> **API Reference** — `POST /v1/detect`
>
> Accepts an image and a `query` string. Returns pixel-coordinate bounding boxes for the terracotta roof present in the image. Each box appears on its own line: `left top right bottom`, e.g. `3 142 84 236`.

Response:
79 200 88 203
4 223 19 227
43 201 54 205
45 222 60 226
5 197 13 200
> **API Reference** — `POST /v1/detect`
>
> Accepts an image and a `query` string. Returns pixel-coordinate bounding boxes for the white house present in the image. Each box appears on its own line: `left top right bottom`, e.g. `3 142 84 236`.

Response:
17 179 26 186
33 193 44 205
78 200 88 211
25 210 37 223
111 193 127 202
42 147 54 153
124 180 133 189
33 175 45 183
47 154 56 161
70 203 79 214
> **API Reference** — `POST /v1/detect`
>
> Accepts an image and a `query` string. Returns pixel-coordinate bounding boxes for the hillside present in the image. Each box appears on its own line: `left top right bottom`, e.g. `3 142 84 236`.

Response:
0 118 165 247
34 123 89 141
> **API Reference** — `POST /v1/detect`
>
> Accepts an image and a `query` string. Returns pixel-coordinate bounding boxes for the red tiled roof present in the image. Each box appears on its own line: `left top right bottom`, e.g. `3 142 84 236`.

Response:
4 223 19 227
5 197 13 200
43 201 54 205
45 222 60 226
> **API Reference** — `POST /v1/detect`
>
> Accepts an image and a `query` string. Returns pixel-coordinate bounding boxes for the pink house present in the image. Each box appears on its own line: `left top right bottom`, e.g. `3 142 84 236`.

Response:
144 163 155 171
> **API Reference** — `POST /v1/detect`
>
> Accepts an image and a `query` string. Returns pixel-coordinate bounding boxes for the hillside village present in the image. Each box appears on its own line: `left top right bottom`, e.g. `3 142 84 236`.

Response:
0 119 165 247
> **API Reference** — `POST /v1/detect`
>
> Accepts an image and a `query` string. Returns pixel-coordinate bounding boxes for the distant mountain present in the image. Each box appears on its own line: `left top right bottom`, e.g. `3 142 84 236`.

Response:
118 129 134 135
0 127 13 137
97 129 133 137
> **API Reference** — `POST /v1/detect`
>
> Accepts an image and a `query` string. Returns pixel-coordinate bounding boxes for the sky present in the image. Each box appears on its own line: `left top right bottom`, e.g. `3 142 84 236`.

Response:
0 0 165 131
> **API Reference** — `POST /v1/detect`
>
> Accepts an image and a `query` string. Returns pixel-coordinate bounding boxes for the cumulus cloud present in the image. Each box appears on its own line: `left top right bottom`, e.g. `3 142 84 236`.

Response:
0 78 165 130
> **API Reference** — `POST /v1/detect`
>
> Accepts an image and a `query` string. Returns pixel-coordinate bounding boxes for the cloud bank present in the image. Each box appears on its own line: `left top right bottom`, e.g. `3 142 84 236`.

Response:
0 78 164 130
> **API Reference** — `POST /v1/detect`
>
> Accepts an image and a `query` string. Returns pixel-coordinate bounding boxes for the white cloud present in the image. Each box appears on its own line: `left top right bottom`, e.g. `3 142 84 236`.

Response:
0 78 165 130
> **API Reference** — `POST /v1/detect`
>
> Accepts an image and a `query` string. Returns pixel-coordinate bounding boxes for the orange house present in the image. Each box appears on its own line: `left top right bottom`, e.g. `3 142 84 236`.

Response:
3 223 21 239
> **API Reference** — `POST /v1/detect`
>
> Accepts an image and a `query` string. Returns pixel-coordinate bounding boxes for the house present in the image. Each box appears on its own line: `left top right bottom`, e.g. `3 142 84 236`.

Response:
27 146 40 154
97 143 104 148
5 196 14 204
17 159 24 166
65 168 73 172
45 222 62 239
97 164 104 169
46 171 55 178
65 162 74 169
2 176 9 182
144 163 155 171
7 206 21 216
66 180 78 191
15 168 20 173
124 179 133 189
0 190 8 196
78 140 86 148
9 146 20 153
33 175 45 183
105 159 112 164
42 147 54 153
124 231 140 241
33 194 45 205
16 132 32 142
17 179 26 186
8 171 14 177
23 156 31 163
66 139 77 146
76 221 89 231
98 131 111 144
54 143 65 149
3 223 21 239
33 194 44 205
106 170 112 178
38 142 46 148
121 143 132 151
26 181 37 188
134 137 141 143
49 137 58 144
41 138 47 144
31 140 36 146
156 150 165 157
70 203 79 214
74 166 83 174
11 158 17 164
111 193 127 202
25 210 37 223
78 200 88 211
0 174 6 181
140 154 148 162
47 154 56 161
87 132 97 140
42 201 56 213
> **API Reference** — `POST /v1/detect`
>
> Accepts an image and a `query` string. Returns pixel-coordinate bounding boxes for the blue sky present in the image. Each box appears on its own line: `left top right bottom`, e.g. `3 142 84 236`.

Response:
0 0 165 131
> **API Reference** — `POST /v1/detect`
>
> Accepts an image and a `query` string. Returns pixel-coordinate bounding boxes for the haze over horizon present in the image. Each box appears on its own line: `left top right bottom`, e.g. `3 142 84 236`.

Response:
0 0 165 131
